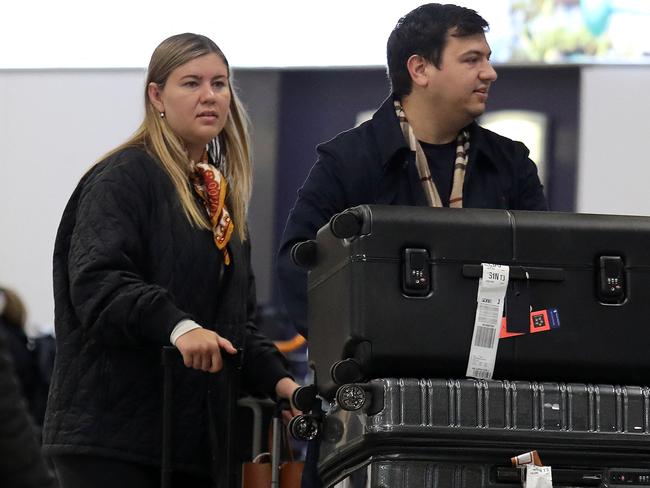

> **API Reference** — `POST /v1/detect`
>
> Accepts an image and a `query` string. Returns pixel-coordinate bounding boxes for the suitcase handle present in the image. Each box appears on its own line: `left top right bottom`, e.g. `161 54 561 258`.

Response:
462 264 565 282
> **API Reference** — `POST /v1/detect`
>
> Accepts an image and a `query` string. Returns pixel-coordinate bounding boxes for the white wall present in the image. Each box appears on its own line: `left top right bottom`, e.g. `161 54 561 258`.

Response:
1 0 488 69
0 69 145 332
577 66 650 215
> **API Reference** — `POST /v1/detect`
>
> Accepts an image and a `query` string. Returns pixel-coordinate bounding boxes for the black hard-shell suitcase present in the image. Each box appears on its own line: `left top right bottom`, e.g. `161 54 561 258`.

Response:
294 205 650 399
318 377 650 487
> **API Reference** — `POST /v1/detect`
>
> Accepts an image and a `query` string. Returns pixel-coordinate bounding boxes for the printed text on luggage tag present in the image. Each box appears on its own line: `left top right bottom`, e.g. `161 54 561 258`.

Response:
525 466 553 487
466 263 509 380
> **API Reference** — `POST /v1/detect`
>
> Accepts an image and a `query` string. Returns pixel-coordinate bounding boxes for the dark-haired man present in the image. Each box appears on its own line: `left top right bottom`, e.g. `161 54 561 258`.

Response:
278 3 546 339
277 4 547 486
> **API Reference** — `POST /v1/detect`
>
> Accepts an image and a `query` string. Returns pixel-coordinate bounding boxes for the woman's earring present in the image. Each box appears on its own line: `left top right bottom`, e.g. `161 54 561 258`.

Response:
160 112 165 118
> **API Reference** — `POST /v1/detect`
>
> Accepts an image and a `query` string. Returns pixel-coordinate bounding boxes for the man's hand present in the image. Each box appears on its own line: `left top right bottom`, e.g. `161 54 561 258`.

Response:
175 328 237 373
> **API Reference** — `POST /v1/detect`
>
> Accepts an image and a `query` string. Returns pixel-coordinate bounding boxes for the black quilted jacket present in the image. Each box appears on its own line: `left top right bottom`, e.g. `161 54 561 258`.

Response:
43 146 289 477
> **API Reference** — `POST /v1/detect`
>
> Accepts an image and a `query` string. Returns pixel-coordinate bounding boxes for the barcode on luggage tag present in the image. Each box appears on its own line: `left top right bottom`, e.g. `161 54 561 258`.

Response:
470 368 491 379
474 325 496 348
475 301 499 348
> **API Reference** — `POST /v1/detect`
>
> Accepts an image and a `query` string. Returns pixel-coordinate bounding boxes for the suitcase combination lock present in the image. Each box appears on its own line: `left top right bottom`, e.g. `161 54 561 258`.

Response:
597 255 626 305
402 248 431 297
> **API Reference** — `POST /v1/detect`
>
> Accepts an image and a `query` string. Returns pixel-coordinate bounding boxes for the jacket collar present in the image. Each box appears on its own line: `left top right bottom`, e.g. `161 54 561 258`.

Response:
370 95 495 171
369 95 411 169
465 121 502 175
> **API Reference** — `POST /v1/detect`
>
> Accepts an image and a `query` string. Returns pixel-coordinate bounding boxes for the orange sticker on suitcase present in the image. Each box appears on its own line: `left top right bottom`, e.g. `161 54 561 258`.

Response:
530 310 551 333
500 309 560 338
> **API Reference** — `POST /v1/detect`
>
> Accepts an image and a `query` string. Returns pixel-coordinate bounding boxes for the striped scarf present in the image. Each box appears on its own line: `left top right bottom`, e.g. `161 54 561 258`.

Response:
394 100 469 208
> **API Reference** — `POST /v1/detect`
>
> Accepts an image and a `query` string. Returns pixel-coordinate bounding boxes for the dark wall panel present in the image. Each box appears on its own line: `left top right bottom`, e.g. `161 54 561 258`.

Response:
486 66 580 212
274 68 390 248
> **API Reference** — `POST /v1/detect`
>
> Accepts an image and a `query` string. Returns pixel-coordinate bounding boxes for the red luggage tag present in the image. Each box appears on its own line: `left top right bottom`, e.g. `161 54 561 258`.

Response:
499 317 525 338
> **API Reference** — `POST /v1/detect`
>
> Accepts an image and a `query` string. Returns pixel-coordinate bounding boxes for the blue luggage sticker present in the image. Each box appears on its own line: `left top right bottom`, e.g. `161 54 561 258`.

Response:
548 308 561 329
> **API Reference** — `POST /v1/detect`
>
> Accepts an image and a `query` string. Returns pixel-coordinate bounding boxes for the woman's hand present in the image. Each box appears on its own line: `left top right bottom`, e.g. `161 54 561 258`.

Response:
175 328 237 373
275 377 302 418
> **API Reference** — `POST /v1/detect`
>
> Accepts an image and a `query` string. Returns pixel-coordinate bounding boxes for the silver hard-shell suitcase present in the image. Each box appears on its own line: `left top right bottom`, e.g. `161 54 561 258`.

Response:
318 378 650 487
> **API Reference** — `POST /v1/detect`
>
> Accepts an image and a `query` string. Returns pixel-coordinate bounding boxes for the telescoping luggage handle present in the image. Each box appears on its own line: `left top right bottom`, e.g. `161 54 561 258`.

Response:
270 400 286 488
240 398 305 488
161 346 176 488
160 345 242 488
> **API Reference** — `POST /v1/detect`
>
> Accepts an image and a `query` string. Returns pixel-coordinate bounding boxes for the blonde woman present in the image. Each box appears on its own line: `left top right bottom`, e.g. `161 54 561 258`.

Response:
44 33 299 488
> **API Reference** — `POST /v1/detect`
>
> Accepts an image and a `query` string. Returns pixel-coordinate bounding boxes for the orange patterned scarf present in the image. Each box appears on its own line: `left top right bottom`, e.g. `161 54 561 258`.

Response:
191 149 235 265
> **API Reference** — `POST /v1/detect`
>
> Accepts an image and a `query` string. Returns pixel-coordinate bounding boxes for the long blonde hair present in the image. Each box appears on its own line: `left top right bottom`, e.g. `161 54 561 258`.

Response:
108 33 252 240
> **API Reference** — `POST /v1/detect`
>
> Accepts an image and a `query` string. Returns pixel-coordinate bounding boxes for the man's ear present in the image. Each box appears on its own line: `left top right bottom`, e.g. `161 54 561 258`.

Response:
406 54 430 88
147 82 165 113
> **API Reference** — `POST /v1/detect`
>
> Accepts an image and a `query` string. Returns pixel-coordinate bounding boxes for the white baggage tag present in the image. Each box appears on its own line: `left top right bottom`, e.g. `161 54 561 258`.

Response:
525 465 553 487
466 263 509 380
